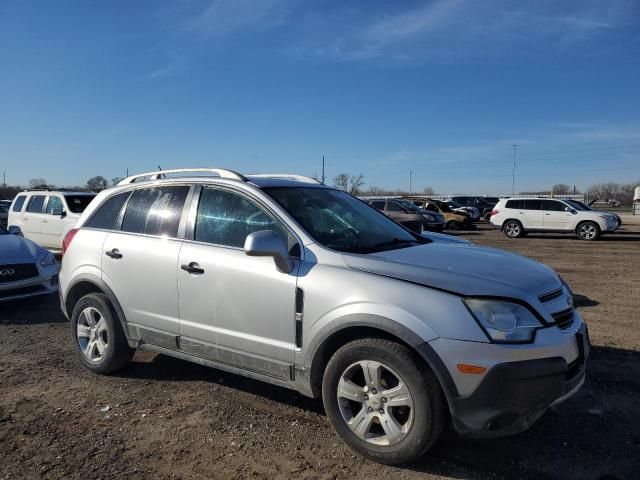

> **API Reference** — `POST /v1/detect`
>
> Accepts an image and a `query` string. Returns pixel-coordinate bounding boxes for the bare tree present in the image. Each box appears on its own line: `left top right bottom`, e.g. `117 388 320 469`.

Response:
349 174 365 195
87 176 108 192
29 178 48 188
552 184 571 195
422 186 435 195
111 177 124 186
333 173 350 191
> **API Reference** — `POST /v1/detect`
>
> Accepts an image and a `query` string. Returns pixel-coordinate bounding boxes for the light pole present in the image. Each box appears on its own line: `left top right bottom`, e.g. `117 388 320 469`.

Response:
511 145 518 196
409 170 413 195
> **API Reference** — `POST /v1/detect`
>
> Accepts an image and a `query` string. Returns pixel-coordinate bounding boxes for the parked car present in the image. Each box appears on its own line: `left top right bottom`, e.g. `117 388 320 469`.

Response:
405 197 473 230
0 200 10 227
451 196 495 221
490 197 618 240
565 200 622 228
8 189 96 250
60 168 588 465
368 199 445 232
444 200 480 221
0 223 59 302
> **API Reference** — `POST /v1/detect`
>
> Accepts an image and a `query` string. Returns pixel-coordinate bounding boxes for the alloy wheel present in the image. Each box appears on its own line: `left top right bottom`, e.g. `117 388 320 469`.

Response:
77 307 109 363
579 223 597 240
337 360 414 446
505 222 520 237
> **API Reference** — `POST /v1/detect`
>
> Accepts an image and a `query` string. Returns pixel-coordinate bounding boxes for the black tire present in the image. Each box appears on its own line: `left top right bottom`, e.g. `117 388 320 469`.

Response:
576 221 600 241
70 293 134 374
322 338 446 465
446 221 461 231
503 220 524 238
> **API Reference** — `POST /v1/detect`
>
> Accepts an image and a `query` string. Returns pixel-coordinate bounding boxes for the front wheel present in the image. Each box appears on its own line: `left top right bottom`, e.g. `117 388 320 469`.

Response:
322 338 446 465
577 221 600 241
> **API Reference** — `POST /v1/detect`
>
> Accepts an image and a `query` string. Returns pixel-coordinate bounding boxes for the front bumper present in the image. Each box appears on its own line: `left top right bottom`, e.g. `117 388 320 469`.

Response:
0 265 59 302
420 322 589 437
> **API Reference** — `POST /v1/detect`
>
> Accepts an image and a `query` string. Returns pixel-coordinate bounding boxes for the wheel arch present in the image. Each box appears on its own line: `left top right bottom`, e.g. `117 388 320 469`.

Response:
501 218 522 231
303 316 455 409
64 274 133 342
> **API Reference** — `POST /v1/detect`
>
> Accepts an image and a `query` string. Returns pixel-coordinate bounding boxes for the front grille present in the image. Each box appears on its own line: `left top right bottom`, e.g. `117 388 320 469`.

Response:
0 284 46 299
552 308 574 329
539 288 564 303
0 263 39 284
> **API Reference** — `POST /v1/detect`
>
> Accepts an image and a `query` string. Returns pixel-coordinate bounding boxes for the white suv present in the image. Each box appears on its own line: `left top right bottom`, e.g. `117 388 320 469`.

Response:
8 190 96 250
490 198 618 240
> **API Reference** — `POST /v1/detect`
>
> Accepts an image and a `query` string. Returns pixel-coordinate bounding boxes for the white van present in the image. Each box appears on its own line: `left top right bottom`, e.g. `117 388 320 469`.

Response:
8 190 96 250
490 197 618 240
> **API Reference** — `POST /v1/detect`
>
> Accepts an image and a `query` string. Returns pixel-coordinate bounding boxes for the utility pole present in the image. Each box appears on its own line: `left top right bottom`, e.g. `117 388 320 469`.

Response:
2 171 5 189
409 170 413 195
511 145 518 196
321 156 325 184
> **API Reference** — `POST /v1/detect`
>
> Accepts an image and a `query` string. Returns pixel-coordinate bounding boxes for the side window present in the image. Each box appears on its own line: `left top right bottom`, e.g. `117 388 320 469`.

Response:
85 191 131 230
386 201 405 212
505 199 523 209
425 203 439 212
121 186 189 237
12 195 26 212
45 196 64 215
195 188 286 248
542 200 566 212
524 199 542 210
370 201 385 210
26 195 46 213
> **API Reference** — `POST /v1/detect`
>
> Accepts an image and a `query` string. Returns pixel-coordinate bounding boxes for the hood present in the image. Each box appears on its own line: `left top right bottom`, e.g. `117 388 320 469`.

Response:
0 234 43 262
342 242 560 299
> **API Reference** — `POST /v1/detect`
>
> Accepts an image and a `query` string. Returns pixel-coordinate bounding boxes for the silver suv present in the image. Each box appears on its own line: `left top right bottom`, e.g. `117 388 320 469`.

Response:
59 168 589 465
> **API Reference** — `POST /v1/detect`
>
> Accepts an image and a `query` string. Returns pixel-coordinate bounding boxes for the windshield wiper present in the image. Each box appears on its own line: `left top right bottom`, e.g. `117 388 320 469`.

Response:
368 237 419 251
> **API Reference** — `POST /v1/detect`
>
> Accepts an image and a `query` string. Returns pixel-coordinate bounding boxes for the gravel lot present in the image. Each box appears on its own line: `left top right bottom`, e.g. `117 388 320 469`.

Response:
1 220 639 480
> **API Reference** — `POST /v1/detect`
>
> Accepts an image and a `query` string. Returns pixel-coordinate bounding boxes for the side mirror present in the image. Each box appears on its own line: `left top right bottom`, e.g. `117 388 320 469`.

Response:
565 207 577 214
8 226 23 236
244 230 293 273
51 208 64 216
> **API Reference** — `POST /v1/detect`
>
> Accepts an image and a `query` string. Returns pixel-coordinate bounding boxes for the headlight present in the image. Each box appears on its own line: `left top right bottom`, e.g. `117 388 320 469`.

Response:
463 298 541 343
423 214 435 222
38 251 56 267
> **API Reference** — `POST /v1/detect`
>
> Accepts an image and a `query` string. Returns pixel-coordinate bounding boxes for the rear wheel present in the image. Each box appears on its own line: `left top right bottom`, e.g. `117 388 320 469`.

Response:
322 338 446 465
503 220 524 238
446 221 461 231
577 221 600 241
71 293 134 374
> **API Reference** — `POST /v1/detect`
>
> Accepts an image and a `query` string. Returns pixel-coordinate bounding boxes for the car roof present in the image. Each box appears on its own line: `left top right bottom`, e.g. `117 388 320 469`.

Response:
20 190 96 195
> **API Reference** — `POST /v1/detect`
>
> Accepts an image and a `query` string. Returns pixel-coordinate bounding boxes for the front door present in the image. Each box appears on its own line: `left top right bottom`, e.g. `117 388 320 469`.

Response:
101 185 191 344
40 195 66 248
542 200 574 230
178 186 298 379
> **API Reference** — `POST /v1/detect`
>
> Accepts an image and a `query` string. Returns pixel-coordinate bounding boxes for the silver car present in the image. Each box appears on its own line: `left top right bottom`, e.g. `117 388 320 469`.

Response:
59 168 589 465
0 224 59 301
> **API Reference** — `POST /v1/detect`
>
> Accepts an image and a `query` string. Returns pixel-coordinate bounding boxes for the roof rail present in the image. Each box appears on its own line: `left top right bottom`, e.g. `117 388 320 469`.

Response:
117 168 247 186
247 174 322 184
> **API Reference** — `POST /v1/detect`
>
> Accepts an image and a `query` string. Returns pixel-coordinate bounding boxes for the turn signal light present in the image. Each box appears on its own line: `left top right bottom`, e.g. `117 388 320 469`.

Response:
457 364 487 374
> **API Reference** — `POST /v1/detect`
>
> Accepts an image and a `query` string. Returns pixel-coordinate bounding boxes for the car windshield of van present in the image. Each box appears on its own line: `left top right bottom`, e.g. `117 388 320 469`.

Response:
64 194 96 213
264 187 426 254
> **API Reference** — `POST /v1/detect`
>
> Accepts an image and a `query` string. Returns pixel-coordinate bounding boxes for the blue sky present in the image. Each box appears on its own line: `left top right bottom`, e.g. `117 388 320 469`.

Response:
1 0 639 194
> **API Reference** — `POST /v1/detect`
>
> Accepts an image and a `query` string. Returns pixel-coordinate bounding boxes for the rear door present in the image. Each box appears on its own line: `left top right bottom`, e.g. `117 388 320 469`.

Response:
542 200 574 230
522 199 544 228
22 195 46 244
101 185 191 342
177 186 299 378
40 195 66 248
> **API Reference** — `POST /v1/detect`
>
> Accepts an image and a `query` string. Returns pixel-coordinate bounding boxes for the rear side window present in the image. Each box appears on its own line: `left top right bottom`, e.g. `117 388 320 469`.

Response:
12 195 26 212
121 186 189 237
370 201 385 210
524 199 542 210
26 195 46 213
386 202 405 212
195 188 285 248
64 194 96 213
542 200 566 211
505 199 524 209
85 191 131 230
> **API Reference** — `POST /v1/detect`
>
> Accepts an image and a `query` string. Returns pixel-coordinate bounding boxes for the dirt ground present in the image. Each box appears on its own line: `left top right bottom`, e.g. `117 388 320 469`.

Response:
1 221 639 480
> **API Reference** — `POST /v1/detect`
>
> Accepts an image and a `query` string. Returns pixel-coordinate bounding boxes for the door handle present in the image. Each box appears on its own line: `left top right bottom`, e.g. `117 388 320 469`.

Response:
42 219 48 223
105 248 123 259
181 262 205 274
545 213 551 215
